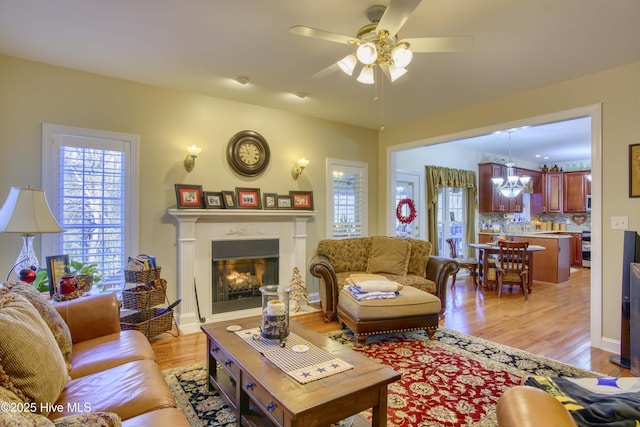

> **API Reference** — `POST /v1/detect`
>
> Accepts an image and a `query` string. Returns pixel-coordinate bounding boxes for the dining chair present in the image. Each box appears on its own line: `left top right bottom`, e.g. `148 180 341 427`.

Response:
496 241 531 300
445 238 478 289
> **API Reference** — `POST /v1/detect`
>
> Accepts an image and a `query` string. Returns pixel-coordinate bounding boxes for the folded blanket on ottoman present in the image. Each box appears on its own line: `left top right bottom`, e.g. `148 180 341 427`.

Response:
347 273 403 292
525 376 640 426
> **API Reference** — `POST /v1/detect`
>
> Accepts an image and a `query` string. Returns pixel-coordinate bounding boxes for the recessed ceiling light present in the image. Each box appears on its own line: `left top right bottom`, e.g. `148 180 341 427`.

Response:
535 154 541 158
234 76 250 85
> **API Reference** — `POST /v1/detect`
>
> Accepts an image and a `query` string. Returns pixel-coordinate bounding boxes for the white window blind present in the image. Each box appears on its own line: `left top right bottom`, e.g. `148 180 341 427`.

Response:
42 124 139 292
327 159 368 239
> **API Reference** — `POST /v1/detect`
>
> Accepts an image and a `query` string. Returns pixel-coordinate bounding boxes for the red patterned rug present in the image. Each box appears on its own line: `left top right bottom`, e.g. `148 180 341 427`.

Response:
163 327 597 427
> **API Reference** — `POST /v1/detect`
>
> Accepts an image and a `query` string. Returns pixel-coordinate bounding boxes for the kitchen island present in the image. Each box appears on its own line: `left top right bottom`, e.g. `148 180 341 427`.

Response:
477 233 571 283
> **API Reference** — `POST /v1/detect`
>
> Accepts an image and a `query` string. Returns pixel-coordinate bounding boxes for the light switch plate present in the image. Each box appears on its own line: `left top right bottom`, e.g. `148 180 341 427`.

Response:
611 216 629 230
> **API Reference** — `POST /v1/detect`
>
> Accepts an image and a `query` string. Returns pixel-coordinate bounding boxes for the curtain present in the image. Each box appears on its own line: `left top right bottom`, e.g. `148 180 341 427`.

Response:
425 166 478 257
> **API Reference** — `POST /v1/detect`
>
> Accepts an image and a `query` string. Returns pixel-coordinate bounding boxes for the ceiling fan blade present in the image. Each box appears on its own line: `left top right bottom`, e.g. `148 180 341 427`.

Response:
312 63 340 79
404 36 473 52
375 0 422 36
289 25 355 45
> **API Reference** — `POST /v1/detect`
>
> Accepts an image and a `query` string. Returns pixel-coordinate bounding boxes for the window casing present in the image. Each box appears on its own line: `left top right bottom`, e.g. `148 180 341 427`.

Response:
41 124 139 292
326 159 368 239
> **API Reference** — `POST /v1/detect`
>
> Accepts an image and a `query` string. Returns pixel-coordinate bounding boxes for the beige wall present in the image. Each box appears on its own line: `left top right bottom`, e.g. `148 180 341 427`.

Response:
379 60 640 345
0 55 378 300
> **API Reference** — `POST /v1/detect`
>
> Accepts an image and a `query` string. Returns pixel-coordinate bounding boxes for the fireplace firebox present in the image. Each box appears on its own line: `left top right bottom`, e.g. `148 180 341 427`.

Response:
212 239 279 313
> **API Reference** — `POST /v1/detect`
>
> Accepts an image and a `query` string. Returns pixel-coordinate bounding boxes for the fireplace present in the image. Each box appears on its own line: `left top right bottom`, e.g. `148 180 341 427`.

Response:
168 209 316 334
212 239 279 313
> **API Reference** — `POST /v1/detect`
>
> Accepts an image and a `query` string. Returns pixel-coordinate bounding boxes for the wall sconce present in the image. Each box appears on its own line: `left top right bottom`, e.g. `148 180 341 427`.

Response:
291 158 309 180
184 145 202 173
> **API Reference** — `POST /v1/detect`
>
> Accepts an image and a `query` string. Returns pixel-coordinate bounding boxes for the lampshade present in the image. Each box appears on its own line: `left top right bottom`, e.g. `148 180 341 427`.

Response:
356 42 378 65
0 186 63 272
357 66 375 84
392 44 413 68
388 64 408 82
0 187 63 234
337 54 357 76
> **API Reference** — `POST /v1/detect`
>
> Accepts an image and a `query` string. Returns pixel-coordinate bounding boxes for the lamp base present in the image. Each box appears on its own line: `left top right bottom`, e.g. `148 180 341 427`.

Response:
14 234 38 273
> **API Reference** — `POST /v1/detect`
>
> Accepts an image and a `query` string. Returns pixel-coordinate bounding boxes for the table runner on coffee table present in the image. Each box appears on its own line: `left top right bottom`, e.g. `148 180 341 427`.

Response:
235 327 353 384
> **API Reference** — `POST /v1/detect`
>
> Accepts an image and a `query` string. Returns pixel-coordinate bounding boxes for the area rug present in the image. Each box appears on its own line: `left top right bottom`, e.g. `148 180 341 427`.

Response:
162 327 599 427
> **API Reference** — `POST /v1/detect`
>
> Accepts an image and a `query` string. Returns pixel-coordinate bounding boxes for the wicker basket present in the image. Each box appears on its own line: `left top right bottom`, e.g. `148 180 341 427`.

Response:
120 308 173 339
122 284 166 310
124 267 162 283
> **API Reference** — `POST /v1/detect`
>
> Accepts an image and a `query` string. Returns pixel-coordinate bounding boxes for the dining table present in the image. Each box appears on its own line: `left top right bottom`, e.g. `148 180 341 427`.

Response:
468 242 546 291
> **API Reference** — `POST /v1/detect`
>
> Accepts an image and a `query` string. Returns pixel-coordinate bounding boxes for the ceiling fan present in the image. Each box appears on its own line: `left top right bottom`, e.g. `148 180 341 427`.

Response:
290 0 472 84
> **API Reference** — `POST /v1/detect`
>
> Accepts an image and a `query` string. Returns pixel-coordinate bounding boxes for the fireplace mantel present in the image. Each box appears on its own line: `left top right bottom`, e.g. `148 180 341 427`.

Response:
168 209 316 333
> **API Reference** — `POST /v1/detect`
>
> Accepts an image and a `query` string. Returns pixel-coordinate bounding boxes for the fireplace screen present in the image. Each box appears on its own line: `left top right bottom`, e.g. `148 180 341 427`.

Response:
212 239 279 313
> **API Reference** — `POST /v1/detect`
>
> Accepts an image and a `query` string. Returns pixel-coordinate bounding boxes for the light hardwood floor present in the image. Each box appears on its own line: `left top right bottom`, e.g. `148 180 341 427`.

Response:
151 267 631 377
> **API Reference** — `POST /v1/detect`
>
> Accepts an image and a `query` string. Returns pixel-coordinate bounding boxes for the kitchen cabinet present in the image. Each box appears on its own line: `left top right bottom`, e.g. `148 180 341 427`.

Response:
565 232 583 267
478 163 525 213
563 170 591 213
543 172 563 213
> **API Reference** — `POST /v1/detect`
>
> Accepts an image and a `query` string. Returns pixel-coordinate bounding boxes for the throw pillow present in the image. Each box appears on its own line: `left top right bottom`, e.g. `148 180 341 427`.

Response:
366 236 411 276
53 412 121 427
0 385 54 427
407 239 432 277
1 282 73 371
0 293 68 417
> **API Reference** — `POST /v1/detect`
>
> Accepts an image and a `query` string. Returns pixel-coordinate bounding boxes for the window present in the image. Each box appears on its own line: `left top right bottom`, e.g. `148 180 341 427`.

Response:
437 187 466 257
41 124 139 292
327 159 367 239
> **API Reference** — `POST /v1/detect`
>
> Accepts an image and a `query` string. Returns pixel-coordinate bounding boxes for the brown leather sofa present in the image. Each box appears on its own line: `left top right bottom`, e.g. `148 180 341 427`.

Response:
309 236 459 322
0 288 189 426
496 386 577 427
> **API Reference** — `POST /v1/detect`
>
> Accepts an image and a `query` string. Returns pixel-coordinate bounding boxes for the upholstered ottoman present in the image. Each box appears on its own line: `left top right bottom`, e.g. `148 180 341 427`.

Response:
337 286 441 346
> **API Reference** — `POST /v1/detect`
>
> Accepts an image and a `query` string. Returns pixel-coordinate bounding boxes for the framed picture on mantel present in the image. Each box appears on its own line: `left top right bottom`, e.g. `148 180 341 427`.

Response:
630 143 640 197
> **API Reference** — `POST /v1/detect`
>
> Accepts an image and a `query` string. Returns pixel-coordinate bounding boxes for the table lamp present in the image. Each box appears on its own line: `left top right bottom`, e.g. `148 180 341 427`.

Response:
0 186 63 273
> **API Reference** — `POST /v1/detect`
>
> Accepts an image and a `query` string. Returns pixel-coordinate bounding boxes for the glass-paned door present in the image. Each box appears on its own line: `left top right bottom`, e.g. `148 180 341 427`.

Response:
437 187 466 257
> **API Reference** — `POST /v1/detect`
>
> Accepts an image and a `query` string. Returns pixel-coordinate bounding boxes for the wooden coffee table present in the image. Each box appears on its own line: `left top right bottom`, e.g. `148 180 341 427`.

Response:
201 316 400 427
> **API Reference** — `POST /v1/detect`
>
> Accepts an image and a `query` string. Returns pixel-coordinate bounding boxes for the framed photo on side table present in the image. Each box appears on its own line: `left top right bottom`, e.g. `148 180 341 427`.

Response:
46 254 69 296
175 184 203 208
263 193 277 210
277 195 292 209
630 143 640 197
222 191 237 208
289 190 314 210
236 188 262 209
203 191 223 209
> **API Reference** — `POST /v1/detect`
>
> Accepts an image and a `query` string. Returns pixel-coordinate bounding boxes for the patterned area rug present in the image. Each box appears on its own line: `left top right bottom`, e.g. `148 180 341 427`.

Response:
162 327 598 427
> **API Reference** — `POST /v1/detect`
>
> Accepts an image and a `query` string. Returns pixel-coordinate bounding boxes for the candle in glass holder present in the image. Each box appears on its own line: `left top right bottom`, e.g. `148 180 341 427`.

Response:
267 299 284 317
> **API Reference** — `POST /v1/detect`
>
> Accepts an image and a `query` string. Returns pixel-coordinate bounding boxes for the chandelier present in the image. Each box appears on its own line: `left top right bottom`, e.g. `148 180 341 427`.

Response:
491 131 531 198
336 26 413 84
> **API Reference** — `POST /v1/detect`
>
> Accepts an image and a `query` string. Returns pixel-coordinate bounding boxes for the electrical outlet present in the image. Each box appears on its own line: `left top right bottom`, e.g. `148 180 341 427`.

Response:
611 216 629 230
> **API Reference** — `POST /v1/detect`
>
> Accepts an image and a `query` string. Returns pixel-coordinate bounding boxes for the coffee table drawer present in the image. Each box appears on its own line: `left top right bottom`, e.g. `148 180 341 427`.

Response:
243 372 284 425
210 337 241 381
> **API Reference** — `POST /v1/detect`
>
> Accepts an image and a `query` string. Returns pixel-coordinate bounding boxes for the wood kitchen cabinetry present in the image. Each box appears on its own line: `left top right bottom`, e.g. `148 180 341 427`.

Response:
563 170 591 213
542 172 563 213
564 232 583 267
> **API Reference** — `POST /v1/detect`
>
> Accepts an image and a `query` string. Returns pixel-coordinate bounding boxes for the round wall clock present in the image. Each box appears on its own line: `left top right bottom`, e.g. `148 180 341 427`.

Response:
226 130 270 177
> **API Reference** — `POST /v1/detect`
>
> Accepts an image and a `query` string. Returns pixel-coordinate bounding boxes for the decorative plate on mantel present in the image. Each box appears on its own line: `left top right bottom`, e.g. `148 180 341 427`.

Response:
572 215 587 225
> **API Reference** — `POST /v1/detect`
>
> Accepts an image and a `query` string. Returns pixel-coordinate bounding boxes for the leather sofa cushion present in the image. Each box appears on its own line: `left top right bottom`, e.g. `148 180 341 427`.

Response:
338 285 441 320
122 407 192 427
69 330 156 379
51 360 176 421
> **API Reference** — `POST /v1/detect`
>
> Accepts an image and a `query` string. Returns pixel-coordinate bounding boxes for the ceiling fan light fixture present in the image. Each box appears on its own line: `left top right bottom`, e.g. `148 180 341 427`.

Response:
357 66 375 84
337 54 357 76
391 44 413 68
356 42 378 65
